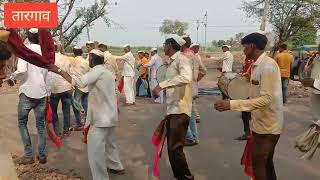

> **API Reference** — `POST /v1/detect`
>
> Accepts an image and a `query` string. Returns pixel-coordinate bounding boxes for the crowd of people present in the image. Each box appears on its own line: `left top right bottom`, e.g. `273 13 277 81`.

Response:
0 27 320 180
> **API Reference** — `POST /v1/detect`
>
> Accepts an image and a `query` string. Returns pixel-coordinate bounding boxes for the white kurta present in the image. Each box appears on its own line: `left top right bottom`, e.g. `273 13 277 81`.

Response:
10 43 51 98
143 53 164 103
116 52 136 104
72 65 123 180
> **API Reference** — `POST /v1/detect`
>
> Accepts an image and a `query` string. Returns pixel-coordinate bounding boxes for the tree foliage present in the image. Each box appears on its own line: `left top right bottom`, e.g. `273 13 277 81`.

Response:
242 0 320 52
288 23 317 48
54 0 111 48
159 19 188 36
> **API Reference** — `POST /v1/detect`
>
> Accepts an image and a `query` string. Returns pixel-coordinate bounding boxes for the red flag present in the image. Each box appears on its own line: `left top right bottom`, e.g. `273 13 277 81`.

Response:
117 76 124 93
240 135 255 180
45 102 61 149
82 125 90 144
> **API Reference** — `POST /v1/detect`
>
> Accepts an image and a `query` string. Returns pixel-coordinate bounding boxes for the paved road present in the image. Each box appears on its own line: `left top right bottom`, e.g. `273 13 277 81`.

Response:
1 93 320 180
1 69 320 180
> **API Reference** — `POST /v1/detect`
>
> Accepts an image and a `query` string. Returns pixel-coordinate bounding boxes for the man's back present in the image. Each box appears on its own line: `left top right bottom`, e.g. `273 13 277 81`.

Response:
85 65 118 127
275 51 294 78
13 44 49 99
50 52 72 94
122 52 135 77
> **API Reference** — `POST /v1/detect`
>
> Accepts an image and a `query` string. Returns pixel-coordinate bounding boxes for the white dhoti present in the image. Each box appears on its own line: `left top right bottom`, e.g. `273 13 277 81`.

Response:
88 126 124 180
123 76 135 104
149 78 164 103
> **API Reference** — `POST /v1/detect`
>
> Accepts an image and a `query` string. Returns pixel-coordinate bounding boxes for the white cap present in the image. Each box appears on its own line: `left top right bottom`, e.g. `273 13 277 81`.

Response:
190 43 200 48
123 44 130 48
73 46 81 49
28 28 38 34
166 34 186 46
86 41 94 44
181 34 190 39
98 42 108 46
89 49 104 57
151 47 157 52
137 50 144 53
222 45 231 49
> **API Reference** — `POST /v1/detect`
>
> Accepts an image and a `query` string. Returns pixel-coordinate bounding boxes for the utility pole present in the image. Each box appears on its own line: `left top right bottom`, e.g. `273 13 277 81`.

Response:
196 19 200 43
203 11 208 52
260 0 271 31
86 25 91 41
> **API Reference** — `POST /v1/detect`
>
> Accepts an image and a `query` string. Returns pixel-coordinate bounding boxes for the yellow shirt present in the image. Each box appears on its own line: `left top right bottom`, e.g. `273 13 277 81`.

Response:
274 51 294 78
159 51 193 117
230 53 284 134
139 57 149 78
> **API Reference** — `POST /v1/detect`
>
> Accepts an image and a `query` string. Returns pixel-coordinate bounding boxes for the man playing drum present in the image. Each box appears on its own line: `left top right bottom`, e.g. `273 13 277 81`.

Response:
215 32 284 180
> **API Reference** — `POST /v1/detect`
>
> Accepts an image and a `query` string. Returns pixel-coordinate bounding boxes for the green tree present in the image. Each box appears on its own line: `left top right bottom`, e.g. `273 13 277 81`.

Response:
211 40 218 47
159 19 188 36
288 23 317 48
242 0 320 54
217 40 226 47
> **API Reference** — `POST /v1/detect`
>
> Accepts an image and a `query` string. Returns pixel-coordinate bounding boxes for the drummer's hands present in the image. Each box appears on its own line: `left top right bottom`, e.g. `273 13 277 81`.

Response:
214 100 231 112
152 85 163 98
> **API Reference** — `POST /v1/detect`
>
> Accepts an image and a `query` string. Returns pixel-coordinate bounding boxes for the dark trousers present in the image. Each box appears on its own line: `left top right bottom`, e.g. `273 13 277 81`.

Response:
50 91 72 136
281 77 289 104
252 132 280 180
241 112 251 136
166 114 194 180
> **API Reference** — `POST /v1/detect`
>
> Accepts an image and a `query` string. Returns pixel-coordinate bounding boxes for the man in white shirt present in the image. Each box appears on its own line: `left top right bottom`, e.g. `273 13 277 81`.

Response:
215 33 283 180
8 28 50 165
49 44 73 137
143 48 164 103
153 34 194 180
97 42 119 78
56 49 125 180
116 44 136 105
70 46 90 128
209 45 234 73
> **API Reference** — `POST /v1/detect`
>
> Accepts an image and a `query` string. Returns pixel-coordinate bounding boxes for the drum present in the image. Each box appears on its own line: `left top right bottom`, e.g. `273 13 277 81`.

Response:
156 64 168 83
218 72 250 100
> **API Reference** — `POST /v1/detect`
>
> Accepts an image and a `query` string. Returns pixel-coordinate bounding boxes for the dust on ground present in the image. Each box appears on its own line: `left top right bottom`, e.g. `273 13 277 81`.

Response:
13 155 83 180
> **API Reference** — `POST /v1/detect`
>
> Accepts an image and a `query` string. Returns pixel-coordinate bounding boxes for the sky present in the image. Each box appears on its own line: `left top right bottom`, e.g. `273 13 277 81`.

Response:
78 0 261 47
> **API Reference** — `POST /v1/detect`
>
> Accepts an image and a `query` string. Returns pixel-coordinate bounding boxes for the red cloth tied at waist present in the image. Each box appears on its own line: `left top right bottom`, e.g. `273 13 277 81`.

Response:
241 134 255 180
7 29 55 68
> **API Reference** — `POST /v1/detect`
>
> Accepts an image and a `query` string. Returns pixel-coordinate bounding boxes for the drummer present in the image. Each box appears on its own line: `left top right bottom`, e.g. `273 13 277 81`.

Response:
215 32 284 180
301 43 320 125
208 45 234 73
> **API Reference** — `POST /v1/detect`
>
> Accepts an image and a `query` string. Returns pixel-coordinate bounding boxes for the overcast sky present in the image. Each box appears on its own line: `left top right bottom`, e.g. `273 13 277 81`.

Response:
78 0 261 47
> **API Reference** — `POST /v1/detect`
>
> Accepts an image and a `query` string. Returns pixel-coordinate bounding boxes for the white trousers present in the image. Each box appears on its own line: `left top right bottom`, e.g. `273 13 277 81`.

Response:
149 78 164 103
123 76 135 104
88 126 123 180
